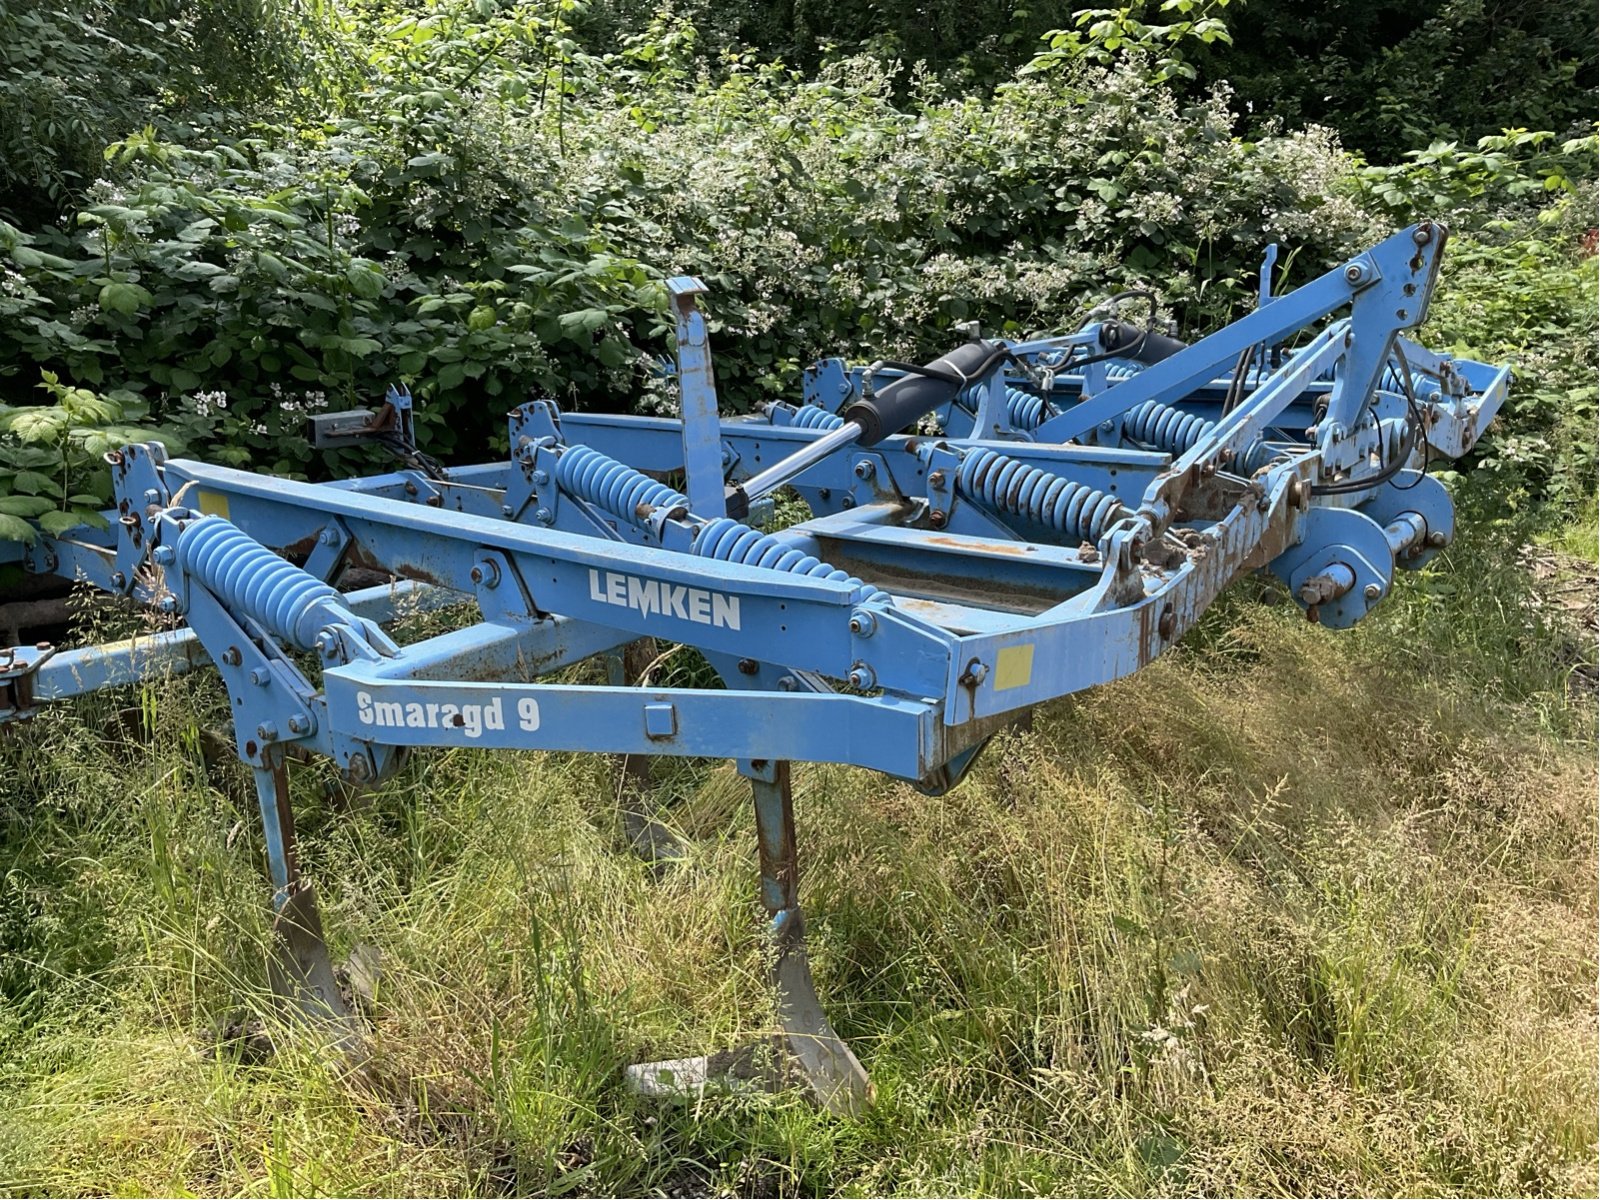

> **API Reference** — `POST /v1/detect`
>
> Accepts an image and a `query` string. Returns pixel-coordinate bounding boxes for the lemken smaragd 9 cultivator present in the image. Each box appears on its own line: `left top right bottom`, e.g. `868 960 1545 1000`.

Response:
0 223 1509 1113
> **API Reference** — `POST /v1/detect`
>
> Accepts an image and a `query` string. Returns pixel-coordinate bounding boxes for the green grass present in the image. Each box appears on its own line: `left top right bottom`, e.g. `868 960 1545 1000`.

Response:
0 519 1594 1197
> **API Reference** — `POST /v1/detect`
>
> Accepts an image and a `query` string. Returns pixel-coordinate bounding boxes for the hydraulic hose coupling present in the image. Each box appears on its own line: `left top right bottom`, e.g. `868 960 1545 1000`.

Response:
171 515 357 652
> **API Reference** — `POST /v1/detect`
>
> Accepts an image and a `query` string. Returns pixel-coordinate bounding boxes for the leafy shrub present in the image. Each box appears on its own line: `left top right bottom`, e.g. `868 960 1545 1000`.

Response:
0 371 159 544
0 1 1383 477
0 0 1590 528
0 0 336 223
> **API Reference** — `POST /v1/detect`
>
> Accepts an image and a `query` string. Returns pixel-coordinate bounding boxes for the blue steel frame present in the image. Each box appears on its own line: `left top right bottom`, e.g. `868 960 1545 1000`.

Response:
0 222 1511 1111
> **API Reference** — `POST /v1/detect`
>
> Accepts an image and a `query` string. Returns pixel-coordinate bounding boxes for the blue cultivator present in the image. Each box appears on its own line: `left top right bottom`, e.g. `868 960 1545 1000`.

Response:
1 222 1509 1113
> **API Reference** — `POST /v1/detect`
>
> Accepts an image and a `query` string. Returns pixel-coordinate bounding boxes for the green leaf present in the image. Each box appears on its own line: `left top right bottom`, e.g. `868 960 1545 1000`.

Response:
99 281 153 315
558 308 608 338
5 408 69 444
0 513 36 545
0 495 55 519
346 259 386 299
11 470 59 496
37 509 84 536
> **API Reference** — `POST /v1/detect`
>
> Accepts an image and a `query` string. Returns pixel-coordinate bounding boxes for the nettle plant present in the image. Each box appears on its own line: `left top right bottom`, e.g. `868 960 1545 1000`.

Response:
0 370 161 544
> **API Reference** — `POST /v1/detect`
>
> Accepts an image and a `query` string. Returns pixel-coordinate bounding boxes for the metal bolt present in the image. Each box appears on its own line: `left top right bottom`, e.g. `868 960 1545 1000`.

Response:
535 507 553 524
737 658 759 676
1413 225 1431 245
220 646 242 666
777 675 798 692
854 459 875 481
316 631 338 658
848 663 877 690
1364 583 1383 601
152 546 175 566
960 659 988 687
143 489 161 505
1427 530 1447 548
848 610 877 637
841 495 855 509
929 510 948 530
927 470 946 489
256 721 279 742
249 668 271 687
531 468 549 486
110 571 126 589
346 754 372 783
1344 264 1365 284
287 714 311 735
501 505 515 518
319 527 339 546
157 596 178 615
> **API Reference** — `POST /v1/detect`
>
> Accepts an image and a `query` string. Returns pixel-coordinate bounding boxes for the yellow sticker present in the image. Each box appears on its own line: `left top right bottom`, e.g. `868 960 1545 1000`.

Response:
197 490 230 519
993 643 1034 691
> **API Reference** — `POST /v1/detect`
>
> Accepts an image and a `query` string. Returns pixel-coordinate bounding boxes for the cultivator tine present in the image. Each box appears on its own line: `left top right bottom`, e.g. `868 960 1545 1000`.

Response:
752 763 873 1116
770 908 872 1116
252 756 364 1057
624 763 870 1114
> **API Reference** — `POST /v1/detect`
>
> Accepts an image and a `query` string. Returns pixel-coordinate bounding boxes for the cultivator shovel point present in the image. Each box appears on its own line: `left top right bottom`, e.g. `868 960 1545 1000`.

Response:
2 225 1511 1114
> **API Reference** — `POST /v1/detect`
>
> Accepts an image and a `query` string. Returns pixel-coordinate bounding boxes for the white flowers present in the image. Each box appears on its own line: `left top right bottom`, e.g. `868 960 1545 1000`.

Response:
189 390 229 417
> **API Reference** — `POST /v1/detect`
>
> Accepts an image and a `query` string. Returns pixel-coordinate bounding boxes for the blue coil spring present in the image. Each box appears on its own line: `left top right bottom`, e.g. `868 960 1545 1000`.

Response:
790 404 846 431
1124 400 1285 474
174 516 347 651
693 517 887 603
1004 388 1049 431
957 384 1051 431
1122 400 1214 456
955 448 1126 543
556 444 688 521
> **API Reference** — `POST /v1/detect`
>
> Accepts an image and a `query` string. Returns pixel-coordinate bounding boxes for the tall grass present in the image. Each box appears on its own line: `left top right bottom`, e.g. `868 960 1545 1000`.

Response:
0 520 1593 1197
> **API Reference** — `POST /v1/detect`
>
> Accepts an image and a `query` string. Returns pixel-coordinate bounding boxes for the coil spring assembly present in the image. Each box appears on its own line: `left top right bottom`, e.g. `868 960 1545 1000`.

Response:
173 516 350 651
790 404 846 431
694 517 888 603
1123 399 1286 475
955 384 1052 432
556 444 689 521
1123 400 1214 456
1003 388 1049 431
955 448 1127 543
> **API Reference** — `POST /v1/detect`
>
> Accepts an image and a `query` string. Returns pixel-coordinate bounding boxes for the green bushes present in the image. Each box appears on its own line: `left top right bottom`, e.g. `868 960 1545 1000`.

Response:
0 0 1591 519
0 0 335 224
0 3 1381 468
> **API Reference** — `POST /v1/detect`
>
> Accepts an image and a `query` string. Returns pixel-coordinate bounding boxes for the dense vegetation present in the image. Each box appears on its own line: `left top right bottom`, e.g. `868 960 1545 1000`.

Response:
0 0 1594 1194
